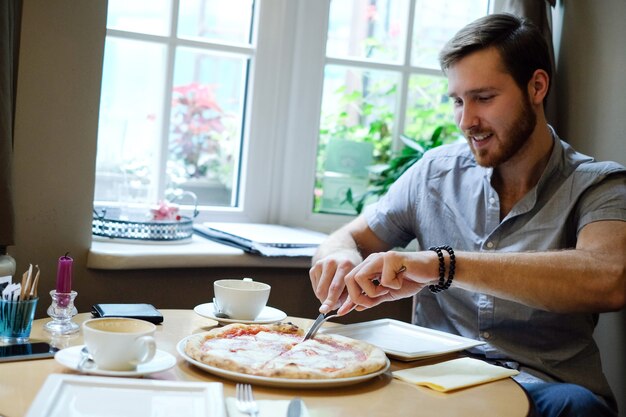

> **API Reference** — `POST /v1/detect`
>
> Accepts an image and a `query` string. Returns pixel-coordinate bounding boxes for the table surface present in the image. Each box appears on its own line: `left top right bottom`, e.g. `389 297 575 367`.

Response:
0 310 530 417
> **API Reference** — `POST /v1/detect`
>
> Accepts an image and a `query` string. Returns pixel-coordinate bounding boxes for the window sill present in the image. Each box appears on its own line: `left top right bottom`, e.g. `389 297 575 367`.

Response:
87 235 312 270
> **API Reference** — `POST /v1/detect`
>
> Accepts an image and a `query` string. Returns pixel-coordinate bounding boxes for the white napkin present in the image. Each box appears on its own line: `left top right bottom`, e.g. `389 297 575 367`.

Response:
392 357 519 392
225 397 310 417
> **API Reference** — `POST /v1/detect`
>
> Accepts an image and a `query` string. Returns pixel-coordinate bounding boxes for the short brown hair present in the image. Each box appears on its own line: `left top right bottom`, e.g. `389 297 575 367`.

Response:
439 13 552 95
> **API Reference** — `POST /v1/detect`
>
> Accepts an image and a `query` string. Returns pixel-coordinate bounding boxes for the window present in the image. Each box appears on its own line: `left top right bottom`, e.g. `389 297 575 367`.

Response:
312 1 489 217
95 0 254 211
94 0 490 233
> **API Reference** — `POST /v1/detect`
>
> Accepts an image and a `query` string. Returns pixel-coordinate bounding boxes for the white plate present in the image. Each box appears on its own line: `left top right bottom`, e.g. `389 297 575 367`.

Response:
194 303 287 325
176 336 390 388
320 319 485 361
55 345 177 377
25 374 224 417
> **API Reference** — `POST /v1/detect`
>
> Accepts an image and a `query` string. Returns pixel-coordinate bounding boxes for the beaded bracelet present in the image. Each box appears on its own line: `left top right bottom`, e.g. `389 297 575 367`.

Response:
428 246 446 293
428 245 456 293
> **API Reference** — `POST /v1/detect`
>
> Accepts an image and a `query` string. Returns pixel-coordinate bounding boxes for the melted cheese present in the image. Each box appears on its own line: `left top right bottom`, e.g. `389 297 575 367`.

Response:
267 338 362 372
197 327 374 377
201 330 300 368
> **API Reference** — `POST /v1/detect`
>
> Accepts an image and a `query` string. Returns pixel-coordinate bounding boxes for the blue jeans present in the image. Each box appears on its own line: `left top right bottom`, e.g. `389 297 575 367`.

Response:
521 382 617 417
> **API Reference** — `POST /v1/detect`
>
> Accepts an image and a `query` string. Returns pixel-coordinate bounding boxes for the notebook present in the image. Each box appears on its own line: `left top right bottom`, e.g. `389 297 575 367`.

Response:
193 222 327 257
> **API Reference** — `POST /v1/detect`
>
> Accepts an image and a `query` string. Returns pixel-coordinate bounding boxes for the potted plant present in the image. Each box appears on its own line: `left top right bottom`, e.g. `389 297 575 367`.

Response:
344 122 460 214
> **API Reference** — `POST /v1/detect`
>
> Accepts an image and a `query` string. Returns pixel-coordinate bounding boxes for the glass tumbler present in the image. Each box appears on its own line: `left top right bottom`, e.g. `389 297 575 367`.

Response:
0 297 39 343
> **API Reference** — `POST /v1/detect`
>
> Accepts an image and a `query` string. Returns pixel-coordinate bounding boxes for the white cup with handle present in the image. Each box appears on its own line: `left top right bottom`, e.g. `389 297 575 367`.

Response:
82 317 157 371
214 278 271 320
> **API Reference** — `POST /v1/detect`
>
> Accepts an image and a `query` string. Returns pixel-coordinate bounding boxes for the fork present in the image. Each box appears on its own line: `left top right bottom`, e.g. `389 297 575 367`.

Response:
235 383 259 417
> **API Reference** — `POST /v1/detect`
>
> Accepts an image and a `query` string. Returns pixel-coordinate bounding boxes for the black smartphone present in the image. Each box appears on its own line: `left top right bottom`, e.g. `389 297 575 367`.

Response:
0 342 56 362
91 303 164 324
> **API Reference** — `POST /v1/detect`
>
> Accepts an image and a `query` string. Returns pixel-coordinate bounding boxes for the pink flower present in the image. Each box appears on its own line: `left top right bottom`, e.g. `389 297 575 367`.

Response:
151 200 180 221
389 20 401 38
366 4 378 21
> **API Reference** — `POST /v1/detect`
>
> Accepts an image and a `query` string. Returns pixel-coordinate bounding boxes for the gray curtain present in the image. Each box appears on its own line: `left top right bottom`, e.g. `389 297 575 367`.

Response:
0 0 22 252
500 0 558 125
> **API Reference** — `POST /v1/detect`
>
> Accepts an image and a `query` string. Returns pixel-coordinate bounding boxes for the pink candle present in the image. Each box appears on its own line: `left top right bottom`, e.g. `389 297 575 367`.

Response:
56 254 73 293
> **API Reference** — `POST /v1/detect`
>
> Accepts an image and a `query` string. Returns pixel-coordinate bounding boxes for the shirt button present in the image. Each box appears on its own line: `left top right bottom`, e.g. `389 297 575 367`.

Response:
488 197 496 205
482 332 491 339
486 241 494 249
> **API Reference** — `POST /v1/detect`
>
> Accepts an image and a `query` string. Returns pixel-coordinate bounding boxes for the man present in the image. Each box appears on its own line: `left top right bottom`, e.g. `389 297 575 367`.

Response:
309 13 625 417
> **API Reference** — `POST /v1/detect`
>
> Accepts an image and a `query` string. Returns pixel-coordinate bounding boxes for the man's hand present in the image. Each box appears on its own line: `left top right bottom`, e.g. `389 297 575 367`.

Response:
343 251 438 309
309 250 362 314
309 215 394 314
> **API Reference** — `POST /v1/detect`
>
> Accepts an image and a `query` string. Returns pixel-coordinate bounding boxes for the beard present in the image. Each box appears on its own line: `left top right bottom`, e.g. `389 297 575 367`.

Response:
469 94 537 168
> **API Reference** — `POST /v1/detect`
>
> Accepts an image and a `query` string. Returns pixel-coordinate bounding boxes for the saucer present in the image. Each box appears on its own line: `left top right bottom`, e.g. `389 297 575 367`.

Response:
55 345 177 377
193 303 287 325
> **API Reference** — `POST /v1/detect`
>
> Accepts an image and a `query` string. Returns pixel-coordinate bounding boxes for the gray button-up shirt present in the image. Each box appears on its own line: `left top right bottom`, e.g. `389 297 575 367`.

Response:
364 130 626 408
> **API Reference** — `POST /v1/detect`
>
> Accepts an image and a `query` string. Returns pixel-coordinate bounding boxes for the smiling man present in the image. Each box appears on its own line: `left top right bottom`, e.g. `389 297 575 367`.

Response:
309 14 625 417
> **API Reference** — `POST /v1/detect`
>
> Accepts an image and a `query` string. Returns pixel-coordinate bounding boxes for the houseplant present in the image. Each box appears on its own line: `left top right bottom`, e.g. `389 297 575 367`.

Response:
343 122 460 214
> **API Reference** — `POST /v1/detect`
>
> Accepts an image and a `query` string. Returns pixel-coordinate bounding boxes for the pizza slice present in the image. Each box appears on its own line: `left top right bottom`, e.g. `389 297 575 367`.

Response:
184 323 302 374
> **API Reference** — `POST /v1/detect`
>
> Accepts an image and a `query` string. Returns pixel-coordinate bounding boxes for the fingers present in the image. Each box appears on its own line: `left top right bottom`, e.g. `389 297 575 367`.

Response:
336 298 358 316
308 262 329 302
344 252 407 308
380 260 404 290
344 257 385 306
309 257 356 314
310 251 410 315
320 278 348 314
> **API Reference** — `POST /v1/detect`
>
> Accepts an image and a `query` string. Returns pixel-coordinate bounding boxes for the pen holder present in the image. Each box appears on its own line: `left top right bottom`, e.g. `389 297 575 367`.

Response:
0 297 39 343
44 290 79 335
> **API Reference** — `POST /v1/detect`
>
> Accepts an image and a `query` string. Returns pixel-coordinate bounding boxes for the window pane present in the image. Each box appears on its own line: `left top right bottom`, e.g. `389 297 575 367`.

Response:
327 0 409 63
178 0 254 44
404 74 454 139
107 0 171 36
411 0 489 68
315 66 400 214
168 47 248 207
94 38 166 204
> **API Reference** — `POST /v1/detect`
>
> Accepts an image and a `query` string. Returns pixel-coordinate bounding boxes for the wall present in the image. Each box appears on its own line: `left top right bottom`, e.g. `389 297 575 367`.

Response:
12 0 104 312
554 0 626 414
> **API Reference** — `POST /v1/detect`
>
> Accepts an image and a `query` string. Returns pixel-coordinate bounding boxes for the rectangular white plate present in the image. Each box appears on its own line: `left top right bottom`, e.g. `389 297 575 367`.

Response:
26 374 225 417
321 319 485 361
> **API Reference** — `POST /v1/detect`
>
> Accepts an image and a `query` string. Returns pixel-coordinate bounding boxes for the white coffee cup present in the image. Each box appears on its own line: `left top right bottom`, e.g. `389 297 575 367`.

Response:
214 278 271 320
82 317 157 371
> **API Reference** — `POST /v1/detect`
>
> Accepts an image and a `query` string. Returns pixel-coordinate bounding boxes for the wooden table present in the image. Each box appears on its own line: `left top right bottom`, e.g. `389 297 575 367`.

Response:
0 310 530 417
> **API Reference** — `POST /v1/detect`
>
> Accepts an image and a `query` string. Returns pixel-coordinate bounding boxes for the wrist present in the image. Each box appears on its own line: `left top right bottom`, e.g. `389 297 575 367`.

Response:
428 245 456 293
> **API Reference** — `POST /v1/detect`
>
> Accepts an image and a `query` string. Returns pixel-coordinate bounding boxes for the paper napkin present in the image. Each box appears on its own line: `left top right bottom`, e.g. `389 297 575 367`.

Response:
225 397 310 417
392 357 519 392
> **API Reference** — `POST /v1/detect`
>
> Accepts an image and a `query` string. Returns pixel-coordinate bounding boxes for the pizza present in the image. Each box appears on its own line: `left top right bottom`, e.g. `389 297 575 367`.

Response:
184 322 388 379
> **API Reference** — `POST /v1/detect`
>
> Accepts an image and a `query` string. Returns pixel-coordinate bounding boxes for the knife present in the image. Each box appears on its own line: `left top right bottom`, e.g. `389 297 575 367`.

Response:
303 312 327 341
303 303 358 341
286 397 303 417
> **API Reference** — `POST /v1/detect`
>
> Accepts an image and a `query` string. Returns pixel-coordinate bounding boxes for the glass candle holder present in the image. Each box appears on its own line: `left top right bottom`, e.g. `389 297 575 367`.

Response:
44 290 79 335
